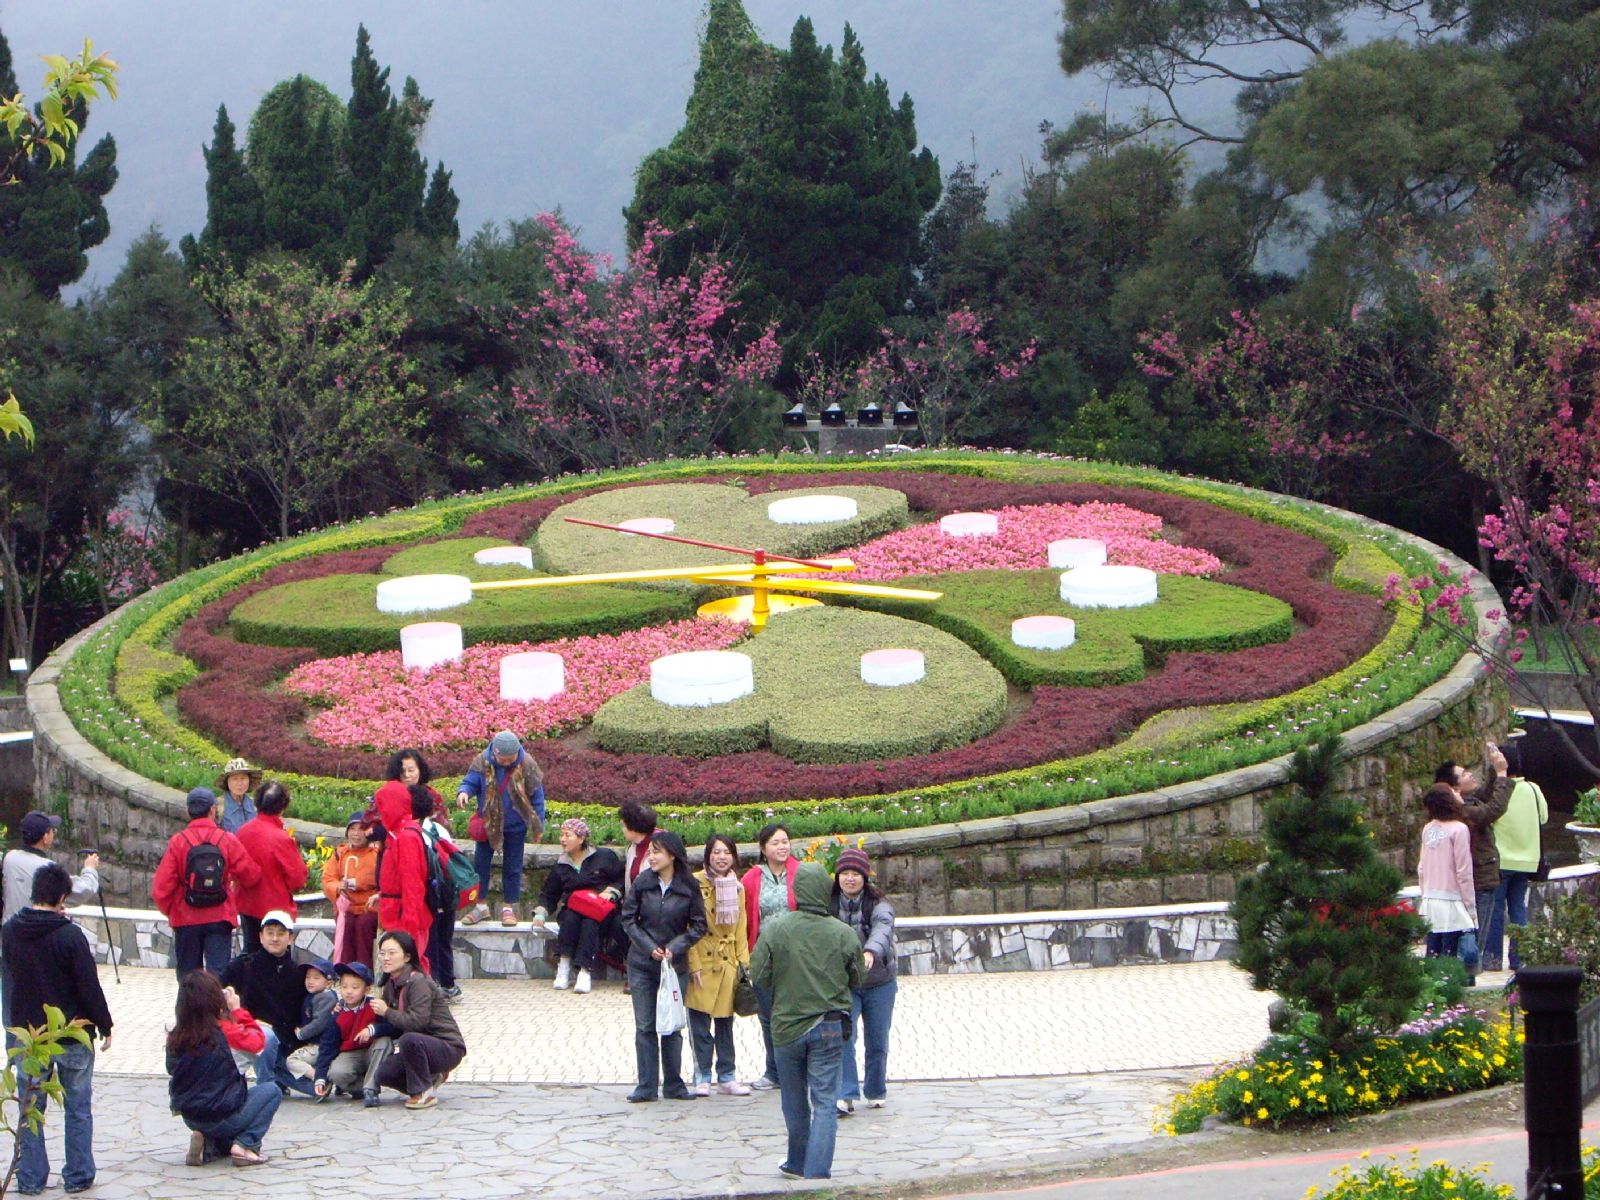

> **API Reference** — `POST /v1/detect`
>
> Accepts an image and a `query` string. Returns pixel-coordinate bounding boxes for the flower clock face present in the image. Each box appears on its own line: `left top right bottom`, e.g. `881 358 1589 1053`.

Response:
184 470 1395 810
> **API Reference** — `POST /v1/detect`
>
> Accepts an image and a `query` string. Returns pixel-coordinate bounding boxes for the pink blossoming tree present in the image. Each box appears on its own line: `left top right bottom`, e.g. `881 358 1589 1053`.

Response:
502 215 780 475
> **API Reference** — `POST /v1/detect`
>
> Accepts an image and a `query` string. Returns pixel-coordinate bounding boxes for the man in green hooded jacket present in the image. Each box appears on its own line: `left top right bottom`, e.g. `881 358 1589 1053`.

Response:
750 860 865 1180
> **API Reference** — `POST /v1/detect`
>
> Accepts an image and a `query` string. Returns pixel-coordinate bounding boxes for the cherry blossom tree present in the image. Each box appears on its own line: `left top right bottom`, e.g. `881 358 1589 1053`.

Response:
501 215 780 475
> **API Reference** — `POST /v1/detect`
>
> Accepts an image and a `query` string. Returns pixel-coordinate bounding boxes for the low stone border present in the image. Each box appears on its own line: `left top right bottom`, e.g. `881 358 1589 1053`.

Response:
69 865 1595 980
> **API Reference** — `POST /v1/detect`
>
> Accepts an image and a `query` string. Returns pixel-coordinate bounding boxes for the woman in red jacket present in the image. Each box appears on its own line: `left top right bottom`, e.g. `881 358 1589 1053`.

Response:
373 781 432 976
234 782 309 955
739 823 799 1091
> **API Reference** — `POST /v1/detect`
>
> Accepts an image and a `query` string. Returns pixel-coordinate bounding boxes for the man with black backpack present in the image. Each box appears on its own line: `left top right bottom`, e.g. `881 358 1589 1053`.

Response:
153 787 263 977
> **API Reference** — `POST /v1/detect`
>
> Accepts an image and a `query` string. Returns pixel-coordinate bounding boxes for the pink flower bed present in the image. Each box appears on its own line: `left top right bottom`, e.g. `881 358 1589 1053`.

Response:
841 502 1221 580
284 619 745 751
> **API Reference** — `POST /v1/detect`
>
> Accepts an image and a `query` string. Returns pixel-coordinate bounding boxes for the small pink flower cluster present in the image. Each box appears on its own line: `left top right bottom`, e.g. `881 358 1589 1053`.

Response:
843 502 1222 580
284 619 746 751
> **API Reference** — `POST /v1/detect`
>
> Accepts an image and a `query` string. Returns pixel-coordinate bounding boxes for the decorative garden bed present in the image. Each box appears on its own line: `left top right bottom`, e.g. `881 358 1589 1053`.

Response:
47 453 1476 847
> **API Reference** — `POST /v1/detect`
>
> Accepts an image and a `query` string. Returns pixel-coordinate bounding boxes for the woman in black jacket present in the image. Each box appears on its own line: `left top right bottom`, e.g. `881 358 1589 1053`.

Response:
618 831 707 1102
166 972 281 1168
533 817 624 995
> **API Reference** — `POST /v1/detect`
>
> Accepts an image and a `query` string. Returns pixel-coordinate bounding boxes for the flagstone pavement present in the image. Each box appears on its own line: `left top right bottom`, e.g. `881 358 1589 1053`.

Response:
27 961 1274 1198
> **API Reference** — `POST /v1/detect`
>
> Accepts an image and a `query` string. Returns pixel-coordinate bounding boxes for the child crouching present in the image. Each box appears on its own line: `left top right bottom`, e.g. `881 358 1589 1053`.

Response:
311 962 380 1103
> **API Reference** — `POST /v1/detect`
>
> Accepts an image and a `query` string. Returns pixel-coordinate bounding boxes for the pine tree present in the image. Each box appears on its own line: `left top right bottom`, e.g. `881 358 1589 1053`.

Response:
627 3 940 373
342 27 427 275
181 105 265 269
0 23 119 297
419 162 459 241
254 76 345 269
1230 735 1426 1054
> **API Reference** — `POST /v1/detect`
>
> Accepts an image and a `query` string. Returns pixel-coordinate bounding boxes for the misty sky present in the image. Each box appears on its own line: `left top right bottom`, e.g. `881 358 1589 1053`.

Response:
2 1 1247 294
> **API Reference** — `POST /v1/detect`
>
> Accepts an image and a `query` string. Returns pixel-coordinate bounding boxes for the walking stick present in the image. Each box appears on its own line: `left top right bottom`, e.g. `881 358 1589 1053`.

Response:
82 848 120 984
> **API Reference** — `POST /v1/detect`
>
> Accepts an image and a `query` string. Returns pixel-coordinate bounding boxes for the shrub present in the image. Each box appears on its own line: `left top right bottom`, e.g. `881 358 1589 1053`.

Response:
1232 736 1426 1055
1159 1010 1521 1132
1306 1152 1516 1200
1514 894 1600 1003
850 569 1293 687
536 483 910 577
592 607 1009 763
230 573 692 656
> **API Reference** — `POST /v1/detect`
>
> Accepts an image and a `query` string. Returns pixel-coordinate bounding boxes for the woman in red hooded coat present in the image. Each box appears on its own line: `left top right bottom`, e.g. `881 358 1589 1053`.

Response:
374 781 432 976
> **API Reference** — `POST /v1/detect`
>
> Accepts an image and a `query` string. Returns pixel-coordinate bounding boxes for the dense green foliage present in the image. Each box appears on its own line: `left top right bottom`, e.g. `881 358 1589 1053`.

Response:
1231 736 1426 1055
627 3 941 371
592 605 1008 762
535 483 909 575
849 569 1294 687
0 26 117 297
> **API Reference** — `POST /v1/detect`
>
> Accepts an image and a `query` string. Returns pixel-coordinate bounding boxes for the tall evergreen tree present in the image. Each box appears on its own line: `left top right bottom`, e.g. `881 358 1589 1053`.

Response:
253 76 345 269
419 163 460 241
343 25 426 274
181 105 265 269
627 3 940 372
0 24 118 297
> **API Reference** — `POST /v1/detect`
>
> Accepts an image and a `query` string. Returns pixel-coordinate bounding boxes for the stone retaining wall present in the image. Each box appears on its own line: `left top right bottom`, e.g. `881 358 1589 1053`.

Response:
28 499 1511 910
67 865 1599 979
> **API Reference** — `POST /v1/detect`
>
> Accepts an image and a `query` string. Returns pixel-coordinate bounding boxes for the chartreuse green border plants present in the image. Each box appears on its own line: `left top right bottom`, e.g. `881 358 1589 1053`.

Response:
55 452 1472 840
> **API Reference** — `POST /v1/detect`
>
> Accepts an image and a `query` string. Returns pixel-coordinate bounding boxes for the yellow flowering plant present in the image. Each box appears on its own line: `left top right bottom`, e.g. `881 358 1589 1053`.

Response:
1304 1152 1514 1199
1157 1012 1521 1133
799 833 867 875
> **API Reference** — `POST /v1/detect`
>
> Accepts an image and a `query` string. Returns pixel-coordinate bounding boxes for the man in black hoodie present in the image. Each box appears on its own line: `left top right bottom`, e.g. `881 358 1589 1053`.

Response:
220 909 313 1096
1 862 114 1195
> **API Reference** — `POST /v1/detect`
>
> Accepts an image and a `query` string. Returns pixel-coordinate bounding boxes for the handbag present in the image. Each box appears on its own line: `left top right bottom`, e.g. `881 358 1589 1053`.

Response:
656 964 687 1035
468 812 489 843
1532 853 1552 883
565 888 617 922
733 963 758 1017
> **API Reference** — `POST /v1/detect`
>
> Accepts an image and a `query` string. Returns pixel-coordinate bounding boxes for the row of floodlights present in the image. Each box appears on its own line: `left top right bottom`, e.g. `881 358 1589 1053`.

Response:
783 402 918 428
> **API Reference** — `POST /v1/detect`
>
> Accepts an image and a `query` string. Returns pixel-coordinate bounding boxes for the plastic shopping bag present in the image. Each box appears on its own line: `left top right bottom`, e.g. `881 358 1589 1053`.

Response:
656 964 687 1036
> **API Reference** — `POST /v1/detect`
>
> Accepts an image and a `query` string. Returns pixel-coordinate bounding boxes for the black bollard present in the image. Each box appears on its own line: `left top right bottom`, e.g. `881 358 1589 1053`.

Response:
1516 965 1584 1199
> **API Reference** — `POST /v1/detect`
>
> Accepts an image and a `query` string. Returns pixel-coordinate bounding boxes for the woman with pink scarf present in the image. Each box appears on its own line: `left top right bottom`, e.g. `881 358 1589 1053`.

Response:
685 834 752 1096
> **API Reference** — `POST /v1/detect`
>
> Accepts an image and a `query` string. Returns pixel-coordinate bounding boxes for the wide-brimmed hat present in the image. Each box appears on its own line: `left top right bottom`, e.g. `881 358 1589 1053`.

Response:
215 757 262 790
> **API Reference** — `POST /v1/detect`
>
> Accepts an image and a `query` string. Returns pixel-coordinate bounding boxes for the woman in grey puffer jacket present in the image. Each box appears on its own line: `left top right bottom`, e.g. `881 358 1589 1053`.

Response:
828 848 896 1113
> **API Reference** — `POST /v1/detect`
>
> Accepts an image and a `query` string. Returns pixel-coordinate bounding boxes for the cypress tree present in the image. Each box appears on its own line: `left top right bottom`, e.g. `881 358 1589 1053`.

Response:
1231 735 1426 1054
254 76 344 268
182 105 265 269
627 4 940 371
343 27 426 274
0 23 119 297
419 162 459 242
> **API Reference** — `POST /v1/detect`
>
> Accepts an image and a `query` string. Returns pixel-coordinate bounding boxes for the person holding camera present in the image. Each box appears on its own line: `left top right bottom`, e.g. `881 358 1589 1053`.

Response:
1 811 100 923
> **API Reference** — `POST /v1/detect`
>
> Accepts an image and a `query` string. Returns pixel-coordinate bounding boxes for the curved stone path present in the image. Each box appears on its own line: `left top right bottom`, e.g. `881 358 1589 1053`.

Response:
30 961 1271 1197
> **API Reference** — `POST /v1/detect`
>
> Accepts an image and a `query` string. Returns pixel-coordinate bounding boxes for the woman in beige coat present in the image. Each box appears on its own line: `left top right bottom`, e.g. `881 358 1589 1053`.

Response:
686 834 751 1097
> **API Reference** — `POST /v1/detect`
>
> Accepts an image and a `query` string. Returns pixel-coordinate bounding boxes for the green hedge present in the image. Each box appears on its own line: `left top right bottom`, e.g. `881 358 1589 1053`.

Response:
536 483 909 577
592 606 1008 762
230 572 691 656
846 569 1293 687
379 537 537 581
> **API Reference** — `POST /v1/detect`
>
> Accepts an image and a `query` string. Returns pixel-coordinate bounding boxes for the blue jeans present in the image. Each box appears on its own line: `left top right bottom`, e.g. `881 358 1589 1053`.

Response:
232 1029 312 1096
185 1082 282 1154
1485 871 1532 968
689 1008 736 1084
474 824 526 903
839 978 897 1101
755 982 778 1083
627 958 686 1098
775 1015 846 1179
16 1037 96 1193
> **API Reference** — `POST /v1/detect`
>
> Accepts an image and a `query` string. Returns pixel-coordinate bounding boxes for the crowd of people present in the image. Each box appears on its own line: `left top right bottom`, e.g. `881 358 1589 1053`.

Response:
1416 740 1549 982
14 730 1554 1188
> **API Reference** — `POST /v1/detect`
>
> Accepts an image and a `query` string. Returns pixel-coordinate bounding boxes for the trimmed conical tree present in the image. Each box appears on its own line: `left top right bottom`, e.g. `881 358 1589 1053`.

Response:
1231 734 1426 1055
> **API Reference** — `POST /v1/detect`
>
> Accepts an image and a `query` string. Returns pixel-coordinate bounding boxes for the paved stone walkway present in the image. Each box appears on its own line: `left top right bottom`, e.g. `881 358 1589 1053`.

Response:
20 962 1273 1197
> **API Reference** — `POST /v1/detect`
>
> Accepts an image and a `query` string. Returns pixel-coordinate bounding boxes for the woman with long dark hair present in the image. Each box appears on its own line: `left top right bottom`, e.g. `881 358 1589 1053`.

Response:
391 751 462 997
1417 782 1478 983
166 971 281 1168
740 822 798 1089
619 831 707 1102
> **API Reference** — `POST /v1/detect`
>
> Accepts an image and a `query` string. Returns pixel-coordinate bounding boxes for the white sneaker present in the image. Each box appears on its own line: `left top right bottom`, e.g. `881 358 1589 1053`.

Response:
553 959 571 990
574 968 592 994
867 1098 886 1109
